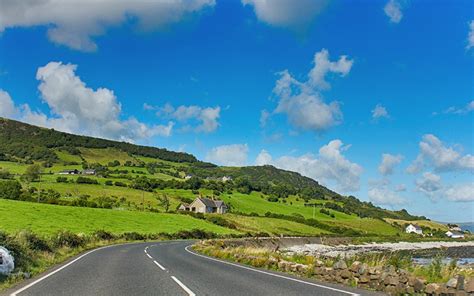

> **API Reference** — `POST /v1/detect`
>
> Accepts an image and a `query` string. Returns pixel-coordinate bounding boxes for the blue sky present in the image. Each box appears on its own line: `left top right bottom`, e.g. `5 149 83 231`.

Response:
0 0 472 222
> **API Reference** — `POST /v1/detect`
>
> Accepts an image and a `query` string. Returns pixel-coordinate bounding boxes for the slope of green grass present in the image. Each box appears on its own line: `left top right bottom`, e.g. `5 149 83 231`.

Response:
55 150 83 163
0 199 238 235
221 214 329 236
79 147 137 165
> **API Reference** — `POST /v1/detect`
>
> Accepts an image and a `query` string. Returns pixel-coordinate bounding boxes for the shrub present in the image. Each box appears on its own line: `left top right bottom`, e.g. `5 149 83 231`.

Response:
92 230 115 241
104 180 113 186
120 232 145 241
53 231 86 248
16 230 51 252
205 216 237 229
114 181 127 187
76 176 98 185
0 180 22 200
56 176 68 183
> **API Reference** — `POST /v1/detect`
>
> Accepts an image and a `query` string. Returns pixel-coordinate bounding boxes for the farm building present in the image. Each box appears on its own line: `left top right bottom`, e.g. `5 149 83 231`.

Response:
405 224 423 235
179 197 227 214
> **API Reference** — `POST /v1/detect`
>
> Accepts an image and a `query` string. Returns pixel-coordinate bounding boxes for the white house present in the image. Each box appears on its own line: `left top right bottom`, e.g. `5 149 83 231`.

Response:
446 231 465 239
179 197 227 214
222 176 232 182
405 224 423 235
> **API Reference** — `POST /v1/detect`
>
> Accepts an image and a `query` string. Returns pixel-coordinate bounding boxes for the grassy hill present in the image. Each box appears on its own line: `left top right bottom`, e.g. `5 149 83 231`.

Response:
0 117 435 238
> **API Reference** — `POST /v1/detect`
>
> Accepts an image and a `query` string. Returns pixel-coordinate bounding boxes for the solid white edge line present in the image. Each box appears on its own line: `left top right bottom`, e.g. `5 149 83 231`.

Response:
153 260 166 271
171 276 196 296
185 245 360 296
10 244 116 296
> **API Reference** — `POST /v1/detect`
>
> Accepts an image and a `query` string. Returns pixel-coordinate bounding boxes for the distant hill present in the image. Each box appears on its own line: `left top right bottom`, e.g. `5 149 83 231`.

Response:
0 117 426 221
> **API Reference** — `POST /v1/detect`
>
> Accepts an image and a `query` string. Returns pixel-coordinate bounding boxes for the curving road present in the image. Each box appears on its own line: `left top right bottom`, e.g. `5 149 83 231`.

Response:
5 241 381 296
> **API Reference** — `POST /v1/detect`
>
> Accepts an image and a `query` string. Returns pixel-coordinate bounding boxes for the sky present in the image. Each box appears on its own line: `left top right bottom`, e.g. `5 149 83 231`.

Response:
0 0 472 222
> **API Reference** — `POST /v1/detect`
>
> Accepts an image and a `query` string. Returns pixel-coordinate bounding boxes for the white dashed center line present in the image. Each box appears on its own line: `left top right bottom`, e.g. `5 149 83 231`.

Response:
153 260 166 271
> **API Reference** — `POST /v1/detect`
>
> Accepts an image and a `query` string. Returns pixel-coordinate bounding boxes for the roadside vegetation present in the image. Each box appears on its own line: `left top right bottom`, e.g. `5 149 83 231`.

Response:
193 240 474 294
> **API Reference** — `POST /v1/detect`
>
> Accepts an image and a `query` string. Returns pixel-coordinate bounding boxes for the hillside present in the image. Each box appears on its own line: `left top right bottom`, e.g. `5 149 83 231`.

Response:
0 117 431 238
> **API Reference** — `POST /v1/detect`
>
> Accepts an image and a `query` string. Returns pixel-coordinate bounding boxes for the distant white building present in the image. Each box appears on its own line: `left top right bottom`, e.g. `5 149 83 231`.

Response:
184 175 193 180
446 231 465 239
222 176 232 182
405 224 423 235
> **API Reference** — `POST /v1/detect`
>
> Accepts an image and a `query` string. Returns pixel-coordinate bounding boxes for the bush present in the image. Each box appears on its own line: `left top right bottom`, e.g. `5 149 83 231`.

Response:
92 230 115 241
114 181 127 187
16 230 51 252
53 231 86 248
120 232 145 241
76 176 98 185
56 176 68 183
104 180 113 186
205 216 237 229
0 180 22 200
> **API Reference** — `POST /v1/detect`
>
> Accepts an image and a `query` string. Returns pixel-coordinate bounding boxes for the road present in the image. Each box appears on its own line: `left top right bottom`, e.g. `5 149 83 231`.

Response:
6 241 381 296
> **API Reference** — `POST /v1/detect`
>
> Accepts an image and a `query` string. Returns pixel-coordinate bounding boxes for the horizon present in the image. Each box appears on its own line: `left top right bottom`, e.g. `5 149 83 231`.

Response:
0 0 473 222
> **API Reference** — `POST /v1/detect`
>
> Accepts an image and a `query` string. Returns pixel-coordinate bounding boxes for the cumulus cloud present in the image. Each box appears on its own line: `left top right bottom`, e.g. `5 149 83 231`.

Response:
372 104 389 120
407 134 474 174
415 172 443 198
378 153 403 175
384 0 403 23
206 144 248 166
0 0 215 51
467 20 474 50
0 89 17 117
255 139 363 192
368 187 406 206
242 0 329 30
3 62 173 142
153 103 221 133
269 49 353 132
444 183 474 202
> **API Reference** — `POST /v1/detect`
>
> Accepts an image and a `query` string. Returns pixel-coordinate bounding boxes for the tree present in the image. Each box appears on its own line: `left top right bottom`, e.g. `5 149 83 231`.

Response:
22 164 43 182
156 194 170 212
0 180 22 200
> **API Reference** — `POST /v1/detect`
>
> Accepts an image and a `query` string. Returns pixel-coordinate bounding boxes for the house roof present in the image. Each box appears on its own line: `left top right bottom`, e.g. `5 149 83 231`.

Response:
408 224 422 230
197 198 226 208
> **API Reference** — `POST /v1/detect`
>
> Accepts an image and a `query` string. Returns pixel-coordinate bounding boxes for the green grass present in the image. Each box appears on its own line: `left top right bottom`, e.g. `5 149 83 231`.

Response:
79 147 137 165
55 150 83 163
221 214 329 236
0 199 238 235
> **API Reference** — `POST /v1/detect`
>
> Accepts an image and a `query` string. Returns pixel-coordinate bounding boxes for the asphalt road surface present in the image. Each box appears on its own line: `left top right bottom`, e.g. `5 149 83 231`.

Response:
6 241 382 296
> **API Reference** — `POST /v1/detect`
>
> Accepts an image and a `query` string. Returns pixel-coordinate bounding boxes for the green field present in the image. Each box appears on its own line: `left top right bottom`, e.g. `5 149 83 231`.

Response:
0 199 238 235
221 214 329 236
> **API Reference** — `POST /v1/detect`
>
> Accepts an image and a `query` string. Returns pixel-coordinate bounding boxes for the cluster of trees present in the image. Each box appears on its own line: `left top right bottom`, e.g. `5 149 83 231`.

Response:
0 118 197 163
0 179 127 209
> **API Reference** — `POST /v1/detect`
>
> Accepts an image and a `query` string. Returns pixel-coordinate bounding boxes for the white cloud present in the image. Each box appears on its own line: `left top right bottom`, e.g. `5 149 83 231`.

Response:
372 104 389 119
378 153 403 175
271 49 352 132
384 0 403 23
260 109 270 128
155 103 221 133
0 0 215 51
4 62 173 142
467 20 474 50
439 100 474 115
368 187 406 206
255 139 363 192
0 89 16 117
444 183 474 202
255 149 272 166
395 183 407 192
415 172 443 198
206 144 249 166
242 0 329 29
407 134 474 174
